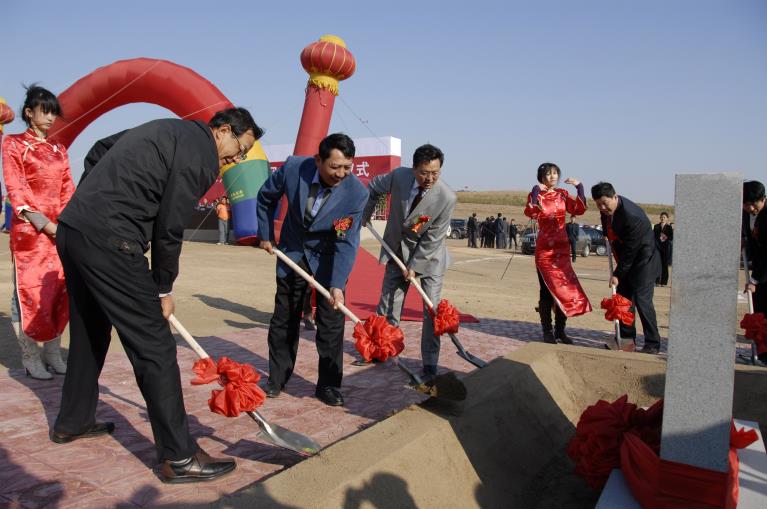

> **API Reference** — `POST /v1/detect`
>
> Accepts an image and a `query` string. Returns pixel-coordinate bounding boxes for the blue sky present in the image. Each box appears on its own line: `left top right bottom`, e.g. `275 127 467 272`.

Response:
1 0 764 204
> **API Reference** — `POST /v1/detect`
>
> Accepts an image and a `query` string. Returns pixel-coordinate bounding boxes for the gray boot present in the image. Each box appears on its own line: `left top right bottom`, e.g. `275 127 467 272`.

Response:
14 323 53 380
43 337 67 375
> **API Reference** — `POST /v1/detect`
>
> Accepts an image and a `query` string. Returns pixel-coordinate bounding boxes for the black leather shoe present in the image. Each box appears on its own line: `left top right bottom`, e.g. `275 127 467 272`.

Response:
556 330 573 345
315 386 344 406
640 345 660 355
542 331 557 344
51 422 115 444
161 448 236 483
264 379 282 398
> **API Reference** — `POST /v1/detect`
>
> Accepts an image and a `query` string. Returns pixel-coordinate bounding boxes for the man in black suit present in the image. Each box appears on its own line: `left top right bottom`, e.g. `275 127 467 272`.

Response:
508 218 518 251
467 213 478 248
566 215 579 262
592 182 662 354
653 211 674 286
53 108 264 483
744 181 767 363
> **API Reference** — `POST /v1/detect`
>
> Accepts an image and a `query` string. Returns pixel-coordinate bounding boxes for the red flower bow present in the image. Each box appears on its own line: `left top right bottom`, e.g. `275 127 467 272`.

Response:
353 314 405 362
432 299 461 336
600 294 635 326
740 312 767 354
334 216 353 238
411 215 431 233
191 357 266 417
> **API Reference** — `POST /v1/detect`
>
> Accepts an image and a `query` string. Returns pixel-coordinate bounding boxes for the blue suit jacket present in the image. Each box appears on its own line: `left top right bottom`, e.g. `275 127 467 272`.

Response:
256 156 368 290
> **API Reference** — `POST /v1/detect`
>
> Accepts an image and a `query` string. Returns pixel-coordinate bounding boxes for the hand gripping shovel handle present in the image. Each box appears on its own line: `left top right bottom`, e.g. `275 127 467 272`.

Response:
270 248 425 385
167 314 320 456
366 224 487 368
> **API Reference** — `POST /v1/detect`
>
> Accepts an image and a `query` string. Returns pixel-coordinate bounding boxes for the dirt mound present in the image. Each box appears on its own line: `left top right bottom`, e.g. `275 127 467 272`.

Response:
209 344 767 508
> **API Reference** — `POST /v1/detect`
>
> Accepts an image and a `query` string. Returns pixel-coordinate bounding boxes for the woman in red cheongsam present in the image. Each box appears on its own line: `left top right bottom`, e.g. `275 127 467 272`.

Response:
2 85 74 379
524 163 592 344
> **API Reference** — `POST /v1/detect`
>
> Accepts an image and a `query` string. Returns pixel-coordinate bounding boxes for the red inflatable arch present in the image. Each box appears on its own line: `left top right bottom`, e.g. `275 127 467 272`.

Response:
49 58 233 148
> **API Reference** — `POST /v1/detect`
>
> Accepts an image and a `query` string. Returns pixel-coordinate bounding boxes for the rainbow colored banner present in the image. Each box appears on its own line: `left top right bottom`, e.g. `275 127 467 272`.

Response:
221 142 270 244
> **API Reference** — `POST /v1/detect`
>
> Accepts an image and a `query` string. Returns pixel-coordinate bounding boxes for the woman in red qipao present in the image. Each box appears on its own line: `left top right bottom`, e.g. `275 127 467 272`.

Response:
2 86 74 379
524 163 592 343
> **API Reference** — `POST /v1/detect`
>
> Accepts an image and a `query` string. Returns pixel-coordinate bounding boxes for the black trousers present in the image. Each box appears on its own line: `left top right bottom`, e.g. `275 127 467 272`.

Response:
657 247 670 285
617 278 661 349
569 239 577 261
267 256 345 389
537 270 566 331
753 282 767 315
54 224 196 462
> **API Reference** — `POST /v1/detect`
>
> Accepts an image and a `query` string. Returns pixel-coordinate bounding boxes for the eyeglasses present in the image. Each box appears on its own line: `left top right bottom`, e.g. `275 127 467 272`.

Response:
231 132 248 162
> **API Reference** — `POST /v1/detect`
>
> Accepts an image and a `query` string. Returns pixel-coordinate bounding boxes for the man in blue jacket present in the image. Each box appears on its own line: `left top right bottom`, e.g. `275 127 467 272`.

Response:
256 133 368 406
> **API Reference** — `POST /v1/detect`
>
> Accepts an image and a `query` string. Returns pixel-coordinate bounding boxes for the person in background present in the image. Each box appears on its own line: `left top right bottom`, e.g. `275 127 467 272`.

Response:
1 85 74 380
566 215 579 262
467 212 478 248
653 211 673 286
508 218 518 251
216 196 231 245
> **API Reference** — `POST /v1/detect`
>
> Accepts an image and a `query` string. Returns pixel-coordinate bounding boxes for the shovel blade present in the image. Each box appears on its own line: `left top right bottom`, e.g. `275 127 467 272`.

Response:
247 411 320 456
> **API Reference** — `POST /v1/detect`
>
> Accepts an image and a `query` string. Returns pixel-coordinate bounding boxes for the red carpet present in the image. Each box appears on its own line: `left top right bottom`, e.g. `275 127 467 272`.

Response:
345 249 479 323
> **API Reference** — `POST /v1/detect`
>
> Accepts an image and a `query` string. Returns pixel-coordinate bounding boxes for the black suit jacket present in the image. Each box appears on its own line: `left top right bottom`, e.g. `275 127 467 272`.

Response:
601 196 661 287
59 119 219 293
748 207 767 284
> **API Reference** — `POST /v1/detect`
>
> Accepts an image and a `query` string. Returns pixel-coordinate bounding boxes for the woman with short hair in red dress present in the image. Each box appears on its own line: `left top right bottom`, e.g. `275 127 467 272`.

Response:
525 163 592 343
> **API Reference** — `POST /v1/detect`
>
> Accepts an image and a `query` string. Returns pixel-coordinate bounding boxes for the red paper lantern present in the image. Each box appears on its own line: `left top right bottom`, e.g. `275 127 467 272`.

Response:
0 99 14 130
300 35 356 95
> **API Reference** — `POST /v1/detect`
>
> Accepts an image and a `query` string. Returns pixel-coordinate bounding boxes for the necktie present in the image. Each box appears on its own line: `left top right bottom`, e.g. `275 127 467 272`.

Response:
304 183 320 226
409 186 425 214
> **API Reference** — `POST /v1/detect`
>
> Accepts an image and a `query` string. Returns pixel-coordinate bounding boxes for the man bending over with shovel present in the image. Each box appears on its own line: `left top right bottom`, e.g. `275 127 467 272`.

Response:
360 144 457 382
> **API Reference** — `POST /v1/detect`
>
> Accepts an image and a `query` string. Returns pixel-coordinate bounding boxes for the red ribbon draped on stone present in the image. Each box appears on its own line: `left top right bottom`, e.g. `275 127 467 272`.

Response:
191 357 266 417
569 395 758 508
567 395 663 489
740 312 767 354
600 294 635 326
353 315 405 362
433 299 461 336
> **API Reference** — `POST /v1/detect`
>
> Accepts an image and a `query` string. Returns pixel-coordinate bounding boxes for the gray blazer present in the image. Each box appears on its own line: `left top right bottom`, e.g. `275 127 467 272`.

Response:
363 166 457 277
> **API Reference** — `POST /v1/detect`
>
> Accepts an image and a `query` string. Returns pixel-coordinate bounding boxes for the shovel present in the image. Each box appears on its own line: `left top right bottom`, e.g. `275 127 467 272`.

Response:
604 242 634 352
367 224 487 368
168 314 321 456
269 248 467 402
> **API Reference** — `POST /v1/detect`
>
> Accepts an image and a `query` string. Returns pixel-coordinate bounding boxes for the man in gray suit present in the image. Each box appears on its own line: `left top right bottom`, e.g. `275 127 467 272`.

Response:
362 144 457 379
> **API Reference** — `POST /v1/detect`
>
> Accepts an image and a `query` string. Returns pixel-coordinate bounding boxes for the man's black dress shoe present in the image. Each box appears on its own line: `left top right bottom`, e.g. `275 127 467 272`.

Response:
639 345 660 355
161 448 236 483
264 379 282 398
556 330 574 345
51 422 115 444
315 386 344 406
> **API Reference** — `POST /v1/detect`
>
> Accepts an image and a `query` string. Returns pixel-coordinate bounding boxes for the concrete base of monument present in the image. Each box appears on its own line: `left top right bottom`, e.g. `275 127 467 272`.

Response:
220 343 767 509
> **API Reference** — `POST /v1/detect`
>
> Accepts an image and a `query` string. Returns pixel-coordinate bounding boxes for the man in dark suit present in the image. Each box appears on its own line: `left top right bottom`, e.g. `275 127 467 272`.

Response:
257 133 368 407
653 211 674 286
566 215 579 262
508 218 518 251
744 181 767 363
53 108 263 483
467 213 478 248
592 182 662 354
495 213 505 249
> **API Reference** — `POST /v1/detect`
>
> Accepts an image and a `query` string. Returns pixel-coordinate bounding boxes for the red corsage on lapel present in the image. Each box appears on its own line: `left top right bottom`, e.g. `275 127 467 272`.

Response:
334 216 353 239
411 215 431 233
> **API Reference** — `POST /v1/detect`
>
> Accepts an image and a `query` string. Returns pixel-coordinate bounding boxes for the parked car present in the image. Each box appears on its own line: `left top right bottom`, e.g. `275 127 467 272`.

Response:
521 226 593 256
449 218 467 239
582 226 607 256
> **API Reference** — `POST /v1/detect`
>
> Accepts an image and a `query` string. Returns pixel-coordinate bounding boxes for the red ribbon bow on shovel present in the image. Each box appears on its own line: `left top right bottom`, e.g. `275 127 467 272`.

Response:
740 312 767 354
600 294 635 326
191 357 266 418
432 299 461 336
353 315 405 362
